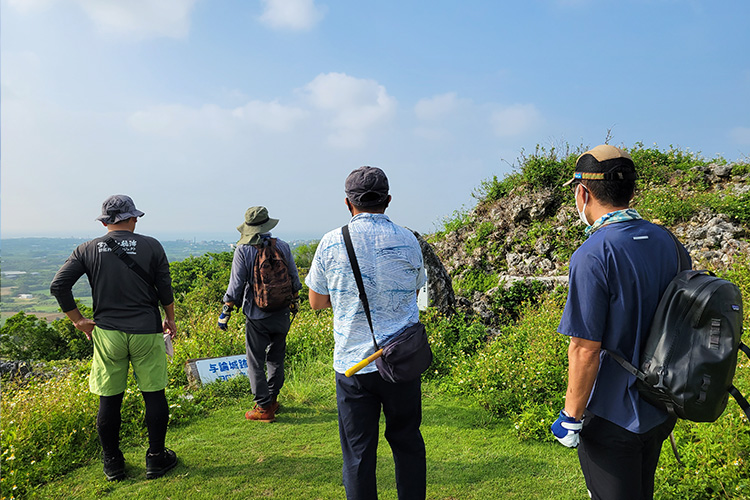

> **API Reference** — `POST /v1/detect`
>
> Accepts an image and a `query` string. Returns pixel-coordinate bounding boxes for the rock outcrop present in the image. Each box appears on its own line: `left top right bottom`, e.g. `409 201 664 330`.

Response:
428 162 750 324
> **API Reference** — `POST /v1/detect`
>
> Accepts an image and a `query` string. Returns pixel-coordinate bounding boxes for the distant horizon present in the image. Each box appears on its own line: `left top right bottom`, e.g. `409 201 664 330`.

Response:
0 218 437 243
0 232 323 243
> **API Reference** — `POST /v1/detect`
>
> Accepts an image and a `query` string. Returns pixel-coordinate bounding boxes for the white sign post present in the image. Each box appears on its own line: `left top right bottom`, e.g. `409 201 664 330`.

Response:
189 354 249 385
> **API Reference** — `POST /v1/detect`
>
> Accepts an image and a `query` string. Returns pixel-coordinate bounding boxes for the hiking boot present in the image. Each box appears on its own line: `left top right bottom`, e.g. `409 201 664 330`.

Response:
103 450 126 482
145 448 178 479
270 396 280 415
245 403 276 422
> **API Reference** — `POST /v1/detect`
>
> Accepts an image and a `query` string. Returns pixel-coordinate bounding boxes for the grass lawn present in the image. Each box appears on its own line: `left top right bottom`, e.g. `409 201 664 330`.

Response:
28 380 587 499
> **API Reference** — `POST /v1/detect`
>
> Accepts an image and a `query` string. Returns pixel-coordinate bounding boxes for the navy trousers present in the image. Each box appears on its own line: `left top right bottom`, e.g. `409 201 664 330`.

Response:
245 312 290 407
335 371 426 500
578 411 676 500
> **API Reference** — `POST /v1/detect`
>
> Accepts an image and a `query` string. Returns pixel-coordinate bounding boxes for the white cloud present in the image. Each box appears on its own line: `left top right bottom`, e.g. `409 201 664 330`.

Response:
490 103 543 138
7 0 198 39
128 73 395 149
129 100 307 137
231 100 308 132
414 92 467 121
76 0 198 39
303 72 396 148
259 0 326 31
730 127 750 145
7 0 59 13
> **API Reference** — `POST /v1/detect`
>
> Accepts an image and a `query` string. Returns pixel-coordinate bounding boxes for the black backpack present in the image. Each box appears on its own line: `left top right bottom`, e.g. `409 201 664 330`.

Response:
608 230 749 423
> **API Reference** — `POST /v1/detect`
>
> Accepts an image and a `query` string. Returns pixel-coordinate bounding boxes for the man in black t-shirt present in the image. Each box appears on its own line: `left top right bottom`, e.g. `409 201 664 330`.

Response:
51 195 178 482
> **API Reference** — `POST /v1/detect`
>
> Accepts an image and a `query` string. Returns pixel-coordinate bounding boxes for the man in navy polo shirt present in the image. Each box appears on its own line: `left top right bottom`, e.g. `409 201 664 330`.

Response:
550 145 690 500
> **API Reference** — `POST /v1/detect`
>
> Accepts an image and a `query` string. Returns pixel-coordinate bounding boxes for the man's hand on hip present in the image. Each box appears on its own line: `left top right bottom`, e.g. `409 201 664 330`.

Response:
73 318 96 341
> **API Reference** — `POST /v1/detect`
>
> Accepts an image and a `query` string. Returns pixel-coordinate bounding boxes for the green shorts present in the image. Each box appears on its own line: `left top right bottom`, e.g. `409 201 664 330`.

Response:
89 327 168 396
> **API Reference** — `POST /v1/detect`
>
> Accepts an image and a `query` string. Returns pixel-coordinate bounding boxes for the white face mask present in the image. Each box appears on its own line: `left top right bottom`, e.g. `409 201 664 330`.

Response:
576 184 591 226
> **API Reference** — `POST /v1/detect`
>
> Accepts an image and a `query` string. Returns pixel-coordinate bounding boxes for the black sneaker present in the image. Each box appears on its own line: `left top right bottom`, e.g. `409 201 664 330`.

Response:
103 450 126 481
145 448 178 479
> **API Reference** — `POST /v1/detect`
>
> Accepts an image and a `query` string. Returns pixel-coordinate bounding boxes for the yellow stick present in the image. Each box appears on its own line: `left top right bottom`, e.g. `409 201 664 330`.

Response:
345 349 384 377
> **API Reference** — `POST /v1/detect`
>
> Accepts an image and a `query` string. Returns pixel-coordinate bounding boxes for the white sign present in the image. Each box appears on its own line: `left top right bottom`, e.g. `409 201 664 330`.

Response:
194 354 249 384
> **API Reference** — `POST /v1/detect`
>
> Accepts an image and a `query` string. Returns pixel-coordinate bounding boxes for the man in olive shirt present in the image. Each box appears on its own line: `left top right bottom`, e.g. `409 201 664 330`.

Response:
50 195 178 481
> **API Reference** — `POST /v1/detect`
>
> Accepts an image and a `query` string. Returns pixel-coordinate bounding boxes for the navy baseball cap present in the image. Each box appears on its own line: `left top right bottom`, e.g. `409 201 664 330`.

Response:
345 166 390 207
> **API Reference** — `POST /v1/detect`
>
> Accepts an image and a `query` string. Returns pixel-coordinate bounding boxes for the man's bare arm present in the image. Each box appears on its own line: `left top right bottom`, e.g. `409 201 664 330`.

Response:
564 336 602 420
309 289 332 310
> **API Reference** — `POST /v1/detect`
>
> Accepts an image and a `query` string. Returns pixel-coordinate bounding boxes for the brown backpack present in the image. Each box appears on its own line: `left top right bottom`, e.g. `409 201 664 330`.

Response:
252 238 294 312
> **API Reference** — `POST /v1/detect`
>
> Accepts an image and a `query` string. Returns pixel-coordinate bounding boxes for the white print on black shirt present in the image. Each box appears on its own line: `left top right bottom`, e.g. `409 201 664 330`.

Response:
97 240 138 254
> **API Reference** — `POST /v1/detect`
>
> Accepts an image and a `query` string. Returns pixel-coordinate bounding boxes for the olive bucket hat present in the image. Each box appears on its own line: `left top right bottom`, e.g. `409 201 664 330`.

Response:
236 206 279 245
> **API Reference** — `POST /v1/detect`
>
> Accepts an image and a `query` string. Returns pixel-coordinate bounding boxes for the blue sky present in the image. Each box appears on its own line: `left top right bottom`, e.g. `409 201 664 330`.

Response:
2 0 749 242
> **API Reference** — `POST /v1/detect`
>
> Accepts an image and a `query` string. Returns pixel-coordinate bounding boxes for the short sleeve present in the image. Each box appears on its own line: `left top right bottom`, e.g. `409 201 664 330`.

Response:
305 235 330 296
558 248 609 342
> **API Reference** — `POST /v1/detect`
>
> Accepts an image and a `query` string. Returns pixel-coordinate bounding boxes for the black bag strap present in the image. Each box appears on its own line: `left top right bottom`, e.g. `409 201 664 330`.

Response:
341 225 379 351
739 341 750 360
662 226 691 272
606 349 649 384
606 226 691 385
729 385 750 421
104 236 155 288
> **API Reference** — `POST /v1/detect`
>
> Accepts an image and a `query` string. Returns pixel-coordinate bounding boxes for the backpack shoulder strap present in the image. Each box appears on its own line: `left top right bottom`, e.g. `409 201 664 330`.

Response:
606 349 649 384
729 385 750 421
661 226 691 272
104 236 155 287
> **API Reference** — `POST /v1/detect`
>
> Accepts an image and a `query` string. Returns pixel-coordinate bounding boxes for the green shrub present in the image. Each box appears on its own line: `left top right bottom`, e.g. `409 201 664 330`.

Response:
285 306 334 365
0 362 206 498
732 162 750 176
490 280 549 324
0 301 93 361
710 192 750 224
629 142 709 187
453 267 499 297
656 411 750 499
293 241 319 270
433 208 472 240
472 173 522 204
519 145 578 192
0 365 97 499
170 252 233 299
633 187 700 225
449 294 568 439
421 310 487 378
464 221 496 254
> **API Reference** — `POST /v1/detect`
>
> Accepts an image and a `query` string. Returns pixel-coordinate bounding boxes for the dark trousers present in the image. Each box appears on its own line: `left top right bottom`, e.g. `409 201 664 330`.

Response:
245 313 290 407
335 371 426 500
578 411 676 500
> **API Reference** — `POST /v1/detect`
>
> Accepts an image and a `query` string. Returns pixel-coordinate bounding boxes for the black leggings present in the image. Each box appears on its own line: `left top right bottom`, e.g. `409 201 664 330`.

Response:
97 390 169 455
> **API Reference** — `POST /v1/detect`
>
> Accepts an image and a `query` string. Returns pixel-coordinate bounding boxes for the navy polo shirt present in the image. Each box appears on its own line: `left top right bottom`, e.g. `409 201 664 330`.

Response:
558 219 690 433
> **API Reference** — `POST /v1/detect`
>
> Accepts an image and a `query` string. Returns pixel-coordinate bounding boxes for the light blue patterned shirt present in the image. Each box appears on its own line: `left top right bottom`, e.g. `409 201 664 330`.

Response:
305 213 427 374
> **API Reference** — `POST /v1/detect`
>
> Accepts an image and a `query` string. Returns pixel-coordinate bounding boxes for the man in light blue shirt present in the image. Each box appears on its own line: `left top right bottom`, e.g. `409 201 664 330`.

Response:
306 166 427 500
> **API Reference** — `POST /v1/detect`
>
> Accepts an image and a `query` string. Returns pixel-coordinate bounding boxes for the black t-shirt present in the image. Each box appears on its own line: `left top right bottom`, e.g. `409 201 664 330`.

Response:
50 231 174 334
